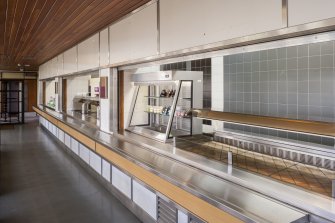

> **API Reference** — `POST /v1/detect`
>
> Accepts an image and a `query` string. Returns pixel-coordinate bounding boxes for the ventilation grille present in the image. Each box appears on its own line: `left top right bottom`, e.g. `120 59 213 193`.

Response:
189 214 206 223
214 134 335 170
157 197 177 223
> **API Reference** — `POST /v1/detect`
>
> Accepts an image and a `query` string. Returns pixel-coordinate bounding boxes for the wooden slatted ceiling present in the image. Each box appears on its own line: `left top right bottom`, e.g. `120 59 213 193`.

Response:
0 0 151 71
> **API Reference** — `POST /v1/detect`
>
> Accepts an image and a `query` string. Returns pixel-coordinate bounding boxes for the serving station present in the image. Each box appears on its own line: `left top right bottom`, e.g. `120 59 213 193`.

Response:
126 71 203 142
34 105 312 223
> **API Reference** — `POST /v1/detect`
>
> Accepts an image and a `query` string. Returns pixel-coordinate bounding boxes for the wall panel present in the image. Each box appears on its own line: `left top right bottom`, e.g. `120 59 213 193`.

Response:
112 166 132 198
109 2 157 64
89 151 102 174
133 180 157 220
46 60 52 79
78 34 99 71
79 144 90 164
51 57 58 77
100 28 109 66
160 0 283 53
288 0 335 26
63 46 78 74
57 54 64 76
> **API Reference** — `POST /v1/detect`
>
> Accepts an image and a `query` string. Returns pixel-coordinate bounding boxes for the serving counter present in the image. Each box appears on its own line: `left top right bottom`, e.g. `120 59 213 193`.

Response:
33 105 335 223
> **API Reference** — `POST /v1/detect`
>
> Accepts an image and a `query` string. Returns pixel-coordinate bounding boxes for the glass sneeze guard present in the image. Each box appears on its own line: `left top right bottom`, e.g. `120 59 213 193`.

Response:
126 71 203 143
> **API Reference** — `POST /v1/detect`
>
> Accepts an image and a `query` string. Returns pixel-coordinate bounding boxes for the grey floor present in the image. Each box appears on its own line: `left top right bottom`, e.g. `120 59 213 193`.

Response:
0 117 141 223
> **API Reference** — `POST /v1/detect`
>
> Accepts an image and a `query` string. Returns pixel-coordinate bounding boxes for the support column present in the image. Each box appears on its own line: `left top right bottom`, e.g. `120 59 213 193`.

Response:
332 179 335 198
54 77 61 112
37 80 43 105
111 68 118 133
100 68 112 133
211 56 224 131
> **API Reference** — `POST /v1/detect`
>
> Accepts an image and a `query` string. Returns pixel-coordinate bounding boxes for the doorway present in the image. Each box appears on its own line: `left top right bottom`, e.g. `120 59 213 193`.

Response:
0 80 24 124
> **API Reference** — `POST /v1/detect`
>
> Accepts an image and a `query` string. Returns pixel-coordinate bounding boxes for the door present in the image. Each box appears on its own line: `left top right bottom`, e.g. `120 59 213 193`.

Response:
24 79 37 112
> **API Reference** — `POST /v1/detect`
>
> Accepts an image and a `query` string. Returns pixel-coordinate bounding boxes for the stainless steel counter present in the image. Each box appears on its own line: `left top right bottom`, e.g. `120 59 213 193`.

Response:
65 110 100 128
37 106 335 223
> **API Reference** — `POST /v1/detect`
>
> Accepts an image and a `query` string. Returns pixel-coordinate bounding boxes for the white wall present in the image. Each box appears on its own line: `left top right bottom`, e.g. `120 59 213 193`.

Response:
57 54 64 76
66 75 90 110
45 61 51 79
78 33 99 71
288 0 335 26
38 63 45 79
51 57 58 77
100 68 111 132
160 0 283 53
100 28 109 66
63 46 78 74
45 80 56 105
109 2 157 64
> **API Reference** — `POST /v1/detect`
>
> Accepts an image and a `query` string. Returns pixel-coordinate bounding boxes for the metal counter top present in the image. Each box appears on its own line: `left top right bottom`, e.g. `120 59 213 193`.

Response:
37 106 334 223
65 110 100 128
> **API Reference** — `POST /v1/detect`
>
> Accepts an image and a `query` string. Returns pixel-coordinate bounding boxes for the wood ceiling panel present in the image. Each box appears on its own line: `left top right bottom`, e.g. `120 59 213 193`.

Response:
30 0 109 59
3 0 17 59
0 0 7 54
11 0 53 64
7 0 30 57
0 0 151 71
6 0 30 66
20 0 98 60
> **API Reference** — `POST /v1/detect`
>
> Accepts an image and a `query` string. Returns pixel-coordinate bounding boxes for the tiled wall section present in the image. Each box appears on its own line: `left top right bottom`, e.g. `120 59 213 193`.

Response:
159 41 335 146
224 41 335 122
223 40 335 146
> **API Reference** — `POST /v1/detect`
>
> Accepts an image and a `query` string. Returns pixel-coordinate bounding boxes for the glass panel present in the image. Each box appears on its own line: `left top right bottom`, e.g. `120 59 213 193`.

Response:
168 80 192 138
45 79 56 109
130 83 177 134
64 72 100 126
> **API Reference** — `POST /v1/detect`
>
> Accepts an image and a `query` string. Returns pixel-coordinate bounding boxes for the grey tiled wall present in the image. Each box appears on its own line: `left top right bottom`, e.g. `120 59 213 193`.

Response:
224 40 335 122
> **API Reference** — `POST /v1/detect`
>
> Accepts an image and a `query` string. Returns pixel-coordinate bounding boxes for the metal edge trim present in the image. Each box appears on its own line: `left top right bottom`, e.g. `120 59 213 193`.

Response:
39 67 100 81
0 70 38 73
156 0 160 54
282 0 288 28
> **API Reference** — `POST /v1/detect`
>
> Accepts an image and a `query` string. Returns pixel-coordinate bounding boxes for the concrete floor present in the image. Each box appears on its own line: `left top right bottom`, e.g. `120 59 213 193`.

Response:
0 118 141 223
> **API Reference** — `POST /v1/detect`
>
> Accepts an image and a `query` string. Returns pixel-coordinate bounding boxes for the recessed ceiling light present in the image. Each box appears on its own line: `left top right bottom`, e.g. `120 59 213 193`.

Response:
17 63 21 66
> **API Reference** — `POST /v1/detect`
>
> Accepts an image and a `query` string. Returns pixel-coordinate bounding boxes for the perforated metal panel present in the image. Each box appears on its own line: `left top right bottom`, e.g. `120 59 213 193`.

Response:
189 214 206 223
157 196 177 223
